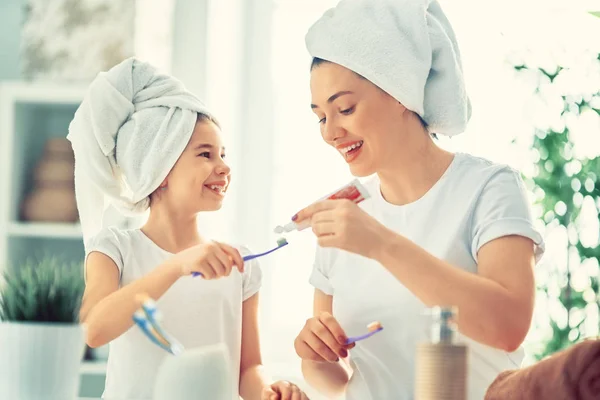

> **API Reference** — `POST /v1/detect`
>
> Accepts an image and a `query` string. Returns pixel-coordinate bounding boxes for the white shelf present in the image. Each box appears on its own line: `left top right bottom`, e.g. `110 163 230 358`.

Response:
0 81 87 105
6 222 82 239
80 360 107 375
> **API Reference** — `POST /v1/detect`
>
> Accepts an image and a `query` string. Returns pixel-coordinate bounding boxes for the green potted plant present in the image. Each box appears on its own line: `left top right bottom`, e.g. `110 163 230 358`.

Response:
0 257 85 400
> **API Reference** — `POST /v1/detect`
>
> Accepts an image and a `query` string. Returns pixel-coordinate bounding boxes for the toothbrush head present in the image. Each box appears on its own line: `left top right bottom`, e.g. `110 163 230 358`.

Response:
367 321 383 332
276 237 288 247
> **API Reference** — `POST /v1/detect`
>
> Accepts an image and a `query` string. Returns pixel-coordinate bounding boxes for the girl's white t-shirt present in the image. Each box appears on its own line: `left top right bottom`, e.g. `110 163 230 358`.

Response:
86 228 262 400
309 153 545 400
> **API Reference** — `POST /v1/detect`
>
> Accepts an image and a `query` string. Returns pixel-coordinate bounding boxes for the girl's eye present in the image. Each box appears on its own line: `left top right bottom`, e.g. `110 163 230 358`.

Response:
318 117 326 124
198 152 210 158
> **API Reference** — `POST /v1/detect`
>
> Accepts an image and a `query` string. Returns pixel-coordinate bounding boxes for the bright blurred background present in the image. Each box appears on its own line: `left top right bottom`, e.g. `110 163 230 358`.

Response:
0 0 599 398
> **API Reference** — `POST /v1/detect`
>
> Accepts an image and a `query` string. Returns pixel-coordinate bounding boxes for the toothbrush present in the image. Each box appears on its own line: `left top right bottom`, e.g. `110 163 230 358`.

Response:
345 321 384 345
133 294 184 355
132 311 175 354
192 238 288 277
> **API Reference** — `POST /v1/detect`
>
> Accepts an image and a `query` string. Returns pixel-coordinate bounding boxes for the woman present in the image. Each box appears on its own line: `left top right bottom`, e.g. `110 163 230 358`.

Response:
291 1 545 399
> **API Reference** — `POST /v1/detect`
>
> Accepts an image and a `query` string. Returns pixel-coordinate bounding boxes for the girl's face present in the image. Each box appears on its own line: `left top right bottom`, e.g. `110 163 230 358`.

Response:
161 118 231 213
310 61 411 177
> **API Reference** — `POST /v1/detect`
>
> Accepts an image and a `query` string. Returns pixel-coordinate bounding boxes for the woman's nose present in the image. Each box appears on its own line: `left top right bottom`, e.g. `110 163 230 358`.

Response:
322 119 347 143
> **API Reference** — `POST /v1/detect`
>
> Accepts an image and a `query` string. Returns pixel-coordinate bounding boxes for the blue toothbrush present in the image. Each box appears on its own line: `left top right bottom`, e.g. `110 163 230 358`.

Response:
192 238 288 277
132 294 184 355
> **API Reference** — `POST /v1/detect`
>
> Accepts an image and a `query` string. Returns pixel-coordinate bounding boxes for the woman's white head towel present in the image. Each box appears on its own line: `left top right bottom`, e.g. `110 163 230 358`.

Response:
67 57 213 251
305 0 471 136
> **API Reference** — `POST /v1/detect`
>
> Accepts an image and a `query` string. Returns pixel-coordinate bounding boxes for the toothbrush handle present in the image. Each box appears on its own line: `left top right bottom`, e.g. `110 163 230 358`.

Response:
345 327 383 345
133 314 172 353
192 242 288 276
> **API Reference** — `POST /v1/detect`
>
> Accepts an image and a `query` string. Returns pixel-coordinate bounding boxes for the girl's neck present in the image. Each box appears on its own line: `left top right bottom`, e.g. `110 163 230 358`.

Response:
141 206 203 254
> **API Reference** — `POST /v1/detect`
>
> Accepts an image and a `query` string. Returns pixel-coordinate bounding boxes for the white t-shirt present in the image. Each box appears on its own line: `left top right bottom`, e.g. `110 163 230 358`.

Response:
86 227 262 400
309 153 545 400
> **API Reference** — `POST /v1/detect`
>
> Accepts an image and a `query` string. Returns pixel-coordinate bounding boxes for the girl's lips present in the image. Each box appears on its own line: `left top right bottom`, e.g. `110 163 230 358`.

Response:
204 184 226 196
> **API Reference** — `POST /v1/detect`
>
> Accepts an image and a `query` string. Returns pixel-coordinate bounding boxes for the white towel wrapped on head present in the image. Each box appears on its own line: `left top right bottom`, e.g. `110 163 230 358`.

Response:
67 57 214 251
305 0 471 136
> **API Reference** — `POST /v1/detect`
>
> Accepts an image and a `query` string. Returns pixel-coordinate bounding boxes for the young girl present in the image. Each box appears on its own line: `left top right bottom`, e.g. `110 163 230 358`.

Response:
69 58 308 400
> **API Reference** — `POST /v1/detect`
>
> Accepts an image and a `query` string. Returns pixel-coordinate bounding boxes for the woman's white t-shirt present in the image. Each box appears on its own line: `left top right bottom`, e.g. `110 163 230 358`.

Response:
86 228 262 400
309 153 545 400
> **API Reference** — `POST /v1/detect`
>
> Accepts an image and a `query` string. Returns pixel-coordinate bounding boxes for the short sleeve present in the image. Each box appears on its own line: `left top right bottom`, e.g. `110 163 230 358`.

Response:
240 246 263 301
85 227 125 281
470 167 545 263
309 245 335 295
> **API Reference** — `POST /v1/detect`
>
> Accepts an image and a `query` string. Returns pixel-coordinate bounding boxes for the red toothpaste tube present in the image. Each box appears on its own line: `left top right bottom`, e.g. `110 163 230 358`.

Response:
274 178 371 233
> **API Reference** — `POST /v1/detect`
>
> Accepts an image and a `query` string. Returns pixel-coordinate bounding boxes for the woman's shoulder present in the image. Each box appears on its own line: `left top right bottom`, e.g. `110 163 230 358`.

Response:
450 152 523 190
454 152 516 174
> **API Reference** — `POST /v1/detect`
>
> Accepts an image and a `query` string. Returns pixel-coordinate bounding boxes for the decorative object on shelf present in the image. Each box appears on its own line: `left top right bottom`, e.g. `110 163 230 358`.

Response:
21 137 79 222
20 0 134 82
0 257 85 400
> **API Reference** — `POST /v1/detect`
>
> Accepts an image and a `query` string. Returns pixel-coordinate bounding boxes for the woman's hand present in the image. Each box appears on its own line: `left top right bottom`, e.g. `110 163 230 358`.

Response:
293 199 391 259
294 312 355 363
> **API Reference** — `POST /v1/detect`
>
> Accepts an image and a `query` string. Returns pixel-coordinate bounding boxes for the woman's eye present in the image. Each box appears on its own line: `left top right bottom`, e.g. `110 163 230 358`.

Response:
198 152 210 158
318 117 326 124
340 106 355 115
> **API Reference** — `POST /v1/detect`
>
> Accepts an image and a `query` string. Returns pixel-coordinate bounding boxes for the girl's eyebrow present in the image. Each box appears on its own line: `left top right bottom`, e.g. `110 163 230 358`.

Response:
193 143 226 152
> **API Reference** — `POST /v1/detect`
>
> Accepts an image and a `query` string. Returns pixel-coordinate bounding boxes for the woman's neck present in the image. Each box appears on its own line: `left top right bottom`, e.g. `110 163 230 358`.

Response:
141 205 203 253
377 135 455 206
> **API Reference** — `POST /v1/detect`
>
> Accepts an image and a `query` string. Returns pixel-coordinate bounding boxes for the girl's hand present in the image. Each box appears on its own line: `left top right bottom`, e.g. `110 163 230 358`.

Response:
293 199 391 259
262 381 309 400
174 241 244 279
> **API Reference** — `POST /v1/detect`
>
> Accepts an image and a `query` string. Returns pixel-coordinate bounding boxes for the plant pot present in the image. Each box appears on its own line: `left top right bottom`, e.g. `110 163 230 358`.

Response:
0 322 85 400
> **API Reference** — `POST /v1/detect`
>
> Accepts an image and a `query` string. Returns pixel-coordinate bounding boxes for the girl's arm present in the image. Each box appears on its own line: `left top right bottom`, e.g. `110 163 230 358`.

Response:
239 293 309 400
238 293 272 399
81 241 243 348
80 252 181 348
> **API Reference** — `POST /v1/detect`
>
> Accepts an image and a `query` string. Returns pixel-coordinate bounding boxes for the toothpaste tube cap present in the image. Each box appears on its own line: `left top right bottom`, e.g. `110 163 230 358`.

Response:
274 221 296 234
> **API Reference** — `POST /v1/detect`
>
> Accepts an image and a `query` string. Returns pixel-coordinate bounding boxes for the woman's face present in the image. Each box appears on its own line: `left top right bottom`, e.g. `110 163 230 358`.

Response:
310 61 410 177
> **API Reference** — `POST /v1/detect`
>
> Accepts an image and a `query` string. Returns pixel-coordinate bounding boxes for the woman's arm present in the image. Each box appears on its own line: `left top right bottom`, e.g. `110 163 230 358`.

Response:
80 252 181 348
300 289 353 399
376 231 535 352
295 196 537 353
